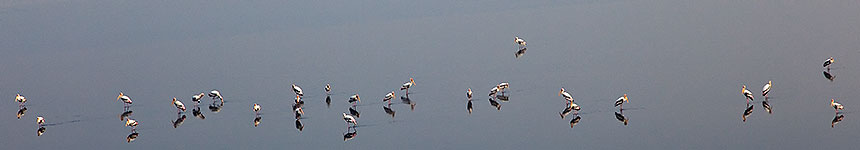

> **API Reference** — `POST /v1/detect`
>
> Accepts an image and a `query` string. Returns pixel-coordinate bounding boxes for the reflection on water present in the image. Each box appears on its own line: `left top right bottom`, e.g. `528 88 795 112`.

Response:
762 99 773 114
348 107 360 118
126 132 138 143
823 70 835 81
831 114 845 128
383 105 395 118
17 107 27 119
496 95 509 102
466 100 473 114
569 115 581 128
172 115 186 128
400 96 416 111
254 116 262 127
119 111 133 121
515 48 527 58
488 98 501 110
742 104 754 122
326 96 331 108
295 119 304 131
614 112 628 126
343 127 357 141
560 105 576 119
37 126 46 136
192 107 205 120
208 103 222 113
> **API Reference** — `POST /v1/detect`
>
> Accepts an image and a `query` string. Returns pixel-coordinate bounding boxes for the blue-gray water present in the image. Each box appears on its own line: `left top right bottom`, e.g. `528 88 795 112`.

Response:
2 0 860 149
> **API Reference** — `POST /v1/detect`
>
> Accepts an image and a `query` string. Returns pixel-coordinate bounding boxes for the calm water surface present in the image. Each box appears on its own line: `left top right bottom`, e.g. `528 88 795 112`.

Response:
2 0 860 149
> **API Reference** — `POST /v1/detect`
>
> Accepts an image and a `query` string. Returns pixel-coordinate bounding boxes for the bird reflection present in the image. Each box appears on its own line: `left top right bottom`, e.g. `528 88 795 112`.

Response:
17 107 27 119
343 127 357 141
383 105 396 118
762 99 773 114
172 115 186 128
569 115 581 128
254 116 262 127
192 107 205 120
614 112 628 126
496 95 510 102
37 126 46 136
208 103 222 113
488 98 501 110
467 100 473 114
742 104 754 122
832 114 845 128
349 107 360 118
119 110 132 121
560 106 574 119
515 47 527 58
326 96 332 108
400 96 416 111
823 70 835 81
295 119 304 131
126 132 139 143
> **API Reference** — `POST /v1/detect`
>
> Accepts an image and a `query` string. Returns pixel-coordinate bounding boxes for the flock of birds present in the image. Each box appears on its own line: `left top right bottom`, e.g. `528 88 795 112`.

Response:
8 37 852 142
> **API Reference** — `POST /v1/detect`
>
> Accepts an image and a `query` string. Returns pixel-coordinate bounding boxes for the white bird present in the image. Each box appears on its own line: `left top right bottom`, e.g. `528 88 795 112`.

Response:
742 85 754 103
292 84 304 97
342 113 357 127
125 119 139 129
466 88 472 100
209 89 223 103
253 103 261 114
172 97 186 112
497 82 510 92
559 88 573 103
489 86 500 97
515 36 526 48
325 83 331 95
36 116 45 126
15 93 26 106
614 94 629 110
824 57 835 68
762 81 772 97
117 92 133 107
349 94 361 106
383 91 396 105
831 99 844 113
191 92 205 104
401 78 415 94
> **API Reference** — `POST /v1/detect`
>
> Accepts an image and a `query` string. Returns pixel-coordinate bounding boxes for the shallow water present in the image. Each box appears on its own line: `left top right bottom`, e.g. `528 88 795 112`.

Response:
2 0 860 149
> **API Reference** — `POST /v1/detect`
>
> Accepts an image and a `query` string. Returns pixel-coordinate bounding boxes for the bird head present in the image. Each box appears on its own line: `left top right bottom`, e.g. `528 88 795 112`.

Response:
623 94 629 103
558 88 564 96
741 85 747 93
117 92 125 101
831 99 835 105
410 78 415 85
173 97 177 102
831 57 835 63
356 95 361 102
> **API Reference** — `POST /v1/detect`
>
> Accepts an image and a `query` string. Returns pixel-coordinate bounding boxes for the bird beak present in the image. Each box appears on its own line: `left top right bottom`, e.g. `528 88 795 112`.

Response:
117 93 123 101
624 94 629 103
357 96 361 102
411 78 415 85
558 90 562 96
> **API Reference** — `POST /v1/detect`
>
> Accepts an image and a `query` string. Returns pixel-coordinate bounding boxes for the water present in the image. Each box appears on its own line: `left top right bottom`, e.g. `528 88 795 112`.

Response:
2 0 860 149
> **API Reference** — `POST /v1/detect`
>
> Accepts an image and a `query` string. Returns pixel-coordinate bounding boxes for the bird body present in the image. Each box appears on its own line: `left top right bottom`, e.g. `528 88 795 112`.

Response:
342 113 357 126
349 94 361 105
614 94 629 109
824 57 835 68
294 107 304 119
325 83 331 94
742 85 754 102
173 97 186 112
401 78 415 91
466 88 472 100
292 84 304 97
559 88 573 103
36 116 45 125
209 89 223 103
126 119 139 128
831 99 844 112
191 92 205 104
253 103 261 113
497 82 509 92
489 86 500 96
515 36 526 48
383 91 396 104
762 81 772 97
117 92 133 106
15 93 26 104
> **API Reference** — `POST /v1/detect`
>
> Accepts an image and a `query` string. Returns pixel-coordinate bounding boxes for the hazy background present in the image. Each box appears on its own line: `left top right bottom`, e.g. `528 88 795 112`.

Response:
2 0 860 149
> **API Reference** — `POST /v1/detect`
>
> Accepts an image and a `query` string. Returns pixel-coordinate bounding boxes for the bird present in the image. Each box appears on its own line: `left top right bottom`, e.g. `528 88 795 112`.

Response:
466 88 472 100
401 78 415 94
514 36 526 48
15 93 26 106
762 81 772 97
209 89 223 104
497 82 509 92
252 103 261 114
559 88 573 103
36 116 45 126
292 84 304 97
117 92 133 107
489 86 500 97
191 92 205 104
823 57 835 68
294 107 304 119
831 99 844 113
383 91 396 105
742 85 754 103
172 97 186 113
325 83 331 95
349 94 361 106
342 113 357 127
614 94 629 110
125 119 139 129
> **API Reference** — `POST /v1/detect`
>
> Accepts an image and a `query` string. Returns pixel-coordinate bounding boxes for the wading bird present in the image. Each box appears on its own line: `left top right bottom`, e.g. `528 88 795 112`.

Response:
349 94 361 106
559 88 573 103
36 116 45 126
614 94 629 111
126 119 139 129
383 91 396 105
401 78 415 94
325 83 331 95
515 36 526 48
253 103 261 114
191 92 205 104
117 92 133 107
742 85 754 103
489 86 499 97
342 113 357 127
831 99 844 113
292 84 304 97
172 97 186 113
119 111 133 121
762 81 772 97
466 88 472 100
15 93 26 106
209 89 223 104
824 57 835 68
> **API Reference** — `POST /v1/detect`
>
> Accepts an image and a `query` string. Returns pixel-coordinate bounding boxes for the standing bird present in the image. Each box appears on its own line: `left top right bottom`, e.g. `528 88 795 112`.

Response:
209 89 223 104
117 92 133 107
252 103 261 114
614 94 629 111
383 91 396 105
125 119 139 129
342 113 357 127
191 92 205 104
466 88 473 100
172 97 186 113
292 84 304 97
401 78 415 94
514 36 526 48
823 57 835 68
497 82 510 93
831 99 844 113
36 116 45 126
489 86 500 97
559 88 573 104
325 83 331 95
742 85 754 103
349 94 361 106
15 93 26 106
762 81 772 97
